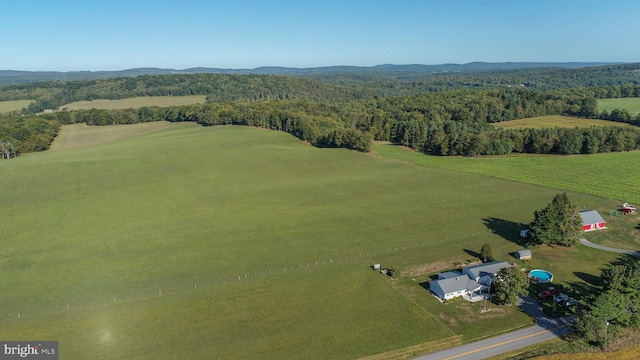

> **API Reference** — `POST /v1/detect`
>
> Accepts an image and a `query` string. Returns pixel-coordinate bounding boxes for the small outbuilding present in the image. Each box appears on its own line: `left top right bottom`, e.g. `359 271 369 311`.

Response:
579 210 606 232
515 249 532 260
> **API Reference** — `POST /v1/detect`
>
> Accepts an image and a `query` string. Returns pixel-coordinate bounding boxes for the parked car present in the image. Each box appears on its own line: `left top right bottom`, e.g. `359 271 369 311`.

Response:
563 298 578 307
554 294 569 303
538 287 556 299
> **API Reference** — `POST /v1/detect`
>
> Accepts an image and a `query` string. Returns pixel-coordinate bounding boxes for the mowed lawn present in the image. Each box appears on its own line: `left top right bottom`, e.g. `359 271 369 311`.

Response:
598 97 640 115
0 125 612 359
492 115 630 129
0 99 34 113
61 95 207 110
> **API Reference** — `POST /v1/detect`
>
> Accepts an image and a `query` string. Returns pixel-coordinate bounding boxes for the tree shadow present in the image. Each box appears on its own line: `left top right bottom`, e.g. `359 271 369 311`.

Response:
463 248 481 260
482 217 529 245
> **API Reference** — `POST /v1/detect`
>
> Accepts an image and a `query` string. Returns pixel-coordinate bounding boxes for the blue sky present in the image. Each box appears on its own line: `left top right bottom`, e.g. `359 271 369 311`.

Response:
1 0 638 71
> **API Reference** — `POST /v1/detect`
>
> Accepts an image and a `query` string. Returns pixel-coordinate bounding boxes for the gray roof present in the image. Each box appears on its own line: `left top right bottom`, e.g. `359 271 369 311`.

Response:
579 210 605 225
438 271 463 279
432 276 482 294
516 249 532 256
462 261 511 280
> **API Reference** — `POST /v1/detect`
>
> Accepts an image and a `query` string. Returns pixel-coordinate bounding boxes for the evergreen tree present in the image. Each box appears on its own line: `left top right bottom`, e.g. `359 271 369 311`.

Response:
480 243 495 263
527 193 582 246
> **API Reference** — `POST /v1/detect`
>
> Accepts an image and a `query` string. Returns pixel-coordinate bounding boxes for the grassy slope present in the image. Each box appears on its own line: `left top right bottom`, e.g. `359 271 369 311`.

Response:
61 95 207 110
492 116 630 129
598 98 640 115
0 99 34 113
0 125 620 359
374 143 640 206
49 122 198 151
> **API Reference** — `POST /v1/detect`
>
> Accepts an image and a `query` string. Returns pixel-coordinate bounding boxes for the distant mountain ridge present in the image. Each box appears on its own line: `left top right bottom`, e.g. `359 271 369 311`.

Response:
0 62 627 85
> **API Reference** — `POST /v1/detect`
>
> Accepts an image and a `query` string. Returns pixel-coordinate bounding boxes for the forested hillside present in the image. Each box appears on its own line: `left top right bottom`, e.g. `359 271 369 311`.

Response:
2 63 640 158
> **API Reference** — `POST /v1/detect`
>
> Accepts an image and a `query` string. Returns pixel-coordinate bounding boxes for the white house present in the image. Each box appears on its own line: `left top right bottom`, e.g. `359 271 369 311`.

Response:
430 261 511 301
461 261 511 285
429 276 483 301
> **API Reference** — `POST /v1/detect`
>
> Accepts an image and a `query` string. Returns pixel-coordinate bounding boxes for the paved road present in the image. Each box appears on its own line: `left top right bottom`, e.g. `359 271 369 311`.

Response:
414 322 571 360
579 238 639 256
414 296 573 360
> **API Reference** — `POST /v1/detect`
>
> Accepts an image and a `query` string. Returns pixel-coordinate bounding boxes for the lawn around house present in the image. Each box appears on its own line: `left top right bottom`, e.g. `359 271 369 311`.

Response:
0 125 629 359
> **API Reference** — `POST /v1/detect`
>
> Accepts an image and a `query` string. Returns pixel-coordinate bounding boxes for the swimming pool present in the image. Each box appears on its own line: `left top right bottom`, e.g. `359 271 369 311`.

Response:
529 269 553 283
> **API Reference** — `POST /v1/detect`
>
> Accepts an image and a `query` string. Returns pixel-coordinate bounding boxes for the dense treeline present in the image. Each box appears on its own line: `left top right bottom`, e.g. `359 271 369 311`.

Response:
1 64 639 114
3 64 640 158
6 74 374 113
380 89 640 155
0 114 60 158
5 84 640 158
40 100 373 152
307 63 640 92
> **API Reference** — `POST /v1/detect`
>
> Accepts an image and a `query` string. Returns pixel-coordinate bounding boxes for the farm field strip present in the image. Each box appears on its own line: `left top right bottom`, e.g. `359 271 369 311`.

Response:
60 95 207 110
0 99 34 113
49 122 198 150
492 115 630 129
374 143 640 204
598 97 640 115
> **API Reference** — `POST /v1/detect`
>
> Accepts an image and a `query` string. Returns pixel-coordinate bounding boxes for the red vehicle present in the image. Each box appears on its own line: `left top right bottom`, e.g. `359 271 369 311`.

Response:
538 287 556 299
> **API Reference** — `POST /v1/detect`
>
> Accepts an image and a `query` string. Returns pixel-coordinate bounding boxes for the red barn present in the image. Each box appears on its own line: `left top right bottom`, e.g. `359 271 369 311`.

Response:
579 210 606 232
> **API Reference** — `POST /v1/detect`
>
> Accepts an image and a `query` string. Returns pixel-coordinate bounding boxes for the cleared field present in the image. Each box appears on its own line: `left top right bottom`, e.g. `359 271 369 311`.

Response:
49 122 198 151
61 95 207 110
598 97 640 115
0 126 617 359
0 99 34 113
374 142 640 205
492 116 630 129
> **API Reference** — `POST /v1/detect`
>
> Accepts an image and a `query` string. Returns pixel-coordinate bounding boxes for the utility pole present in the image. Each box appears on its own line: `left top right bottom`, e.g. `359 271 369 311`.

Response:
604 319 609 351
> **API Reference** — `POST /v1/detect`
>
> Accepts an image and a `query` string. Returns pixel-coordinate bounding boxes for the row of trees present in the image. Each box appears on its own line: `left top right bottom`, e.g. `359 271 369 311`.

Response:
574 256 640 347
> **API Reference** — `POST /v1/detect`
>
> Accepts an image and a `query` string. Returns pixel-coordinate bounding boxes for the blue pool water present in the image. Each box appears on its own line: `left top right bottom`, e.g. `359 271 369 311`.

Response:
530 269 553 283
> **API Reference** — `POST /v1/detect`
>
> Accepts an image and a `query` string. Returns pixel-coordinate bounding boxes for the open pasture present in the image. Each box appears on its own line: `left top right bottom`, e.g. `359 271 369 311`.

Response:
491 115 630 129
0 125 613 359
49 122 198 150
598 97 640 115
0 99 34 113
375 143 640 205
60 95 207 110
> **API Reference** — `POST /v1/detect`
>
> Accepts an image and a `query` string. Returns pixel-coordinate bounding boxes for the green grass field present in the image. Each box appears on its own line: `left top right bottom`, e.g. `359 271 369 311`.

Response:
0 99 34 113
374 142 640 205
61 95 207 110
49 122 198 151
0 125 633 359
492 116 630 129
598 98 640 115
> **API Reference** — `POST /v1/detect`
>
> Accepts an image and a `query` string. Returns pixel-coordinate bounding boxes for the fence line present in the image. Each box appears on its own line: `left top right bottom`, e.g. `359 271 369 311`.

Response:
4 229 498 319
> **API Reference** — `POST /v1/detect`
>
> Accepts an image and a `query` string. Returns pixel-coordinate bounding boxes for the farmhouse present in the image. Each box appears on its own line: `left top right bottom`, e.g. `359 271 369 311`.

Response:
430 261 511 301
429 276 483 301
462 261 511 285
515 249 532 260
579 210 606 232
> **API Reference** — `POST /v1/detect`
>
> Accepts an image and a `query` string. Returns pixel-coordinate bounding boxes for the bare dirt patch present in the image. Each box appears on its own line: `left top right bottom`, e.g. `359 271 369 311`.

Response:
402 260 455 277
